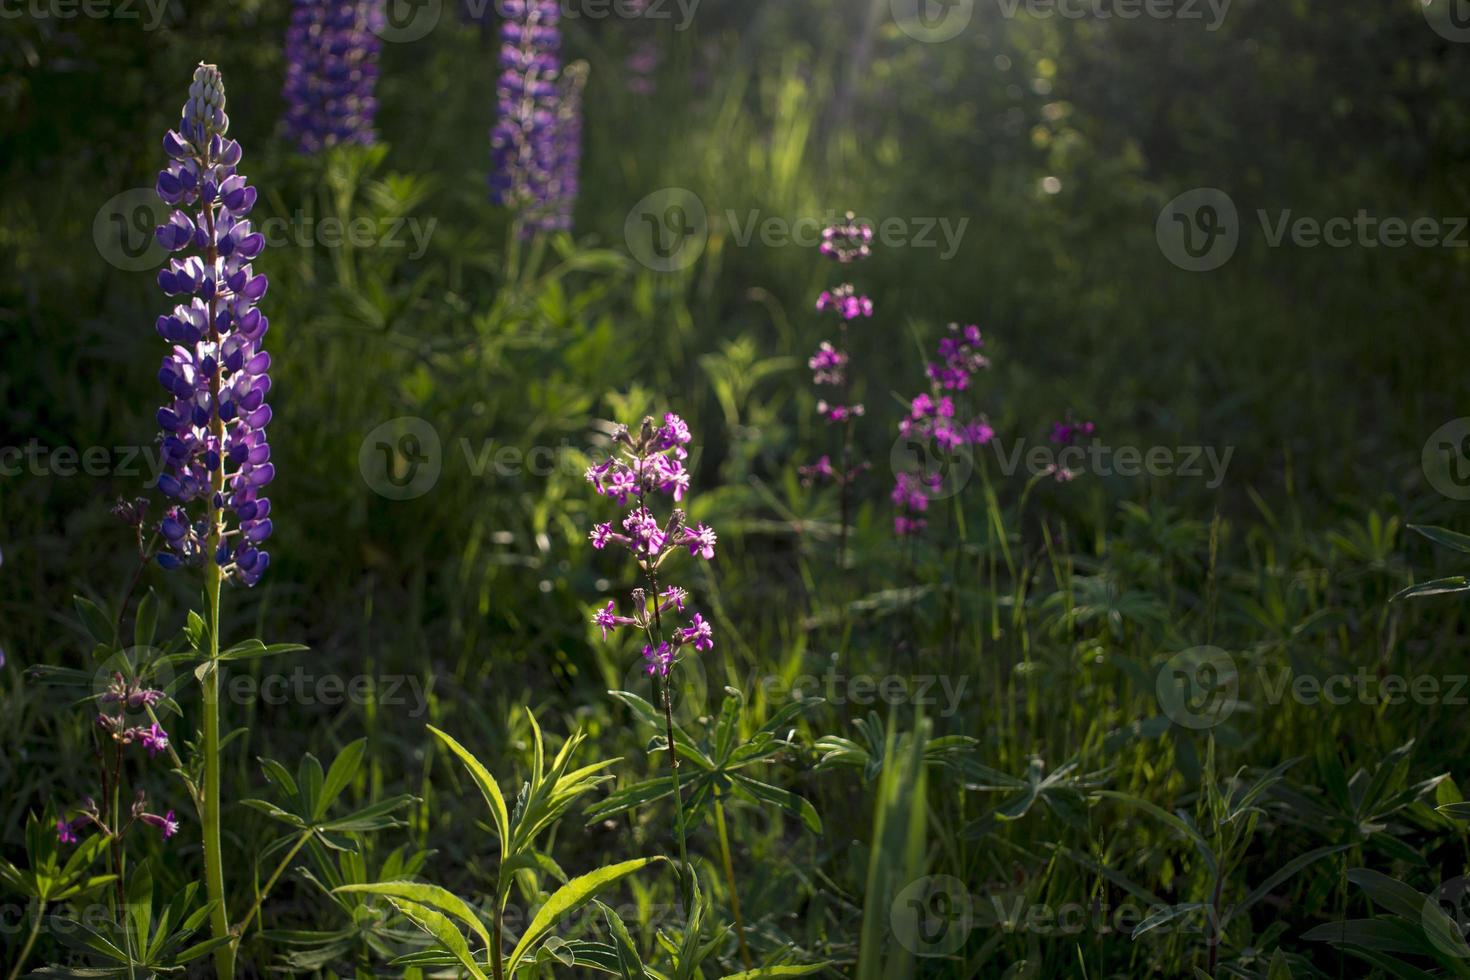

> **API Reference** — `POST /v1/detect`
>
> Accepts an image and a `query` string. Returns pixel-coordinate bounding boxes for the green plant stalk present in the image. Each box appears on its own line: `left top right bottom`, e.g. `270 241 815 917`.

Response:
235 828 312 941
662 675 690 872
7 899 44 980
202 560 232 980
200 194 235 980
491 897 506 980
713 791 753 967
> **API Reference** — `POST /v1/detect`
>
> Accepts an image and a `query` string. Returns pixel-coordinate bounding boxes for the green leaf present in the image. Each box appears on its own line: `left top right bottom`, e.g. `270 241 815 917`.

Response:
1439 802 1470 821
125 859 153 953
74 596 115 647
133 590 158 651
1347 869 1429 922
1131 902 1205 939
597 901 653 980
317 739 366 820
241 799 308 828
218 640 309 662
505 858 663 976
428 726 510 864
1410 524 1470 554
297 754 325 820
335 881 491 951
730 775 822 835
1391 577 1470 602
384 897 489 980
318 794 416 833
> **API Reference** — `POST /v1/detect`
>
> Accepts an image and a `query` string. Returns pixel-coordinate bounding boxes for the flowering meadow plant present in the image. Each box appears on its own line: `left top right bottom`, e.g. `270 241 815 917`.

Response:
587 415 714 863
491 0 585 234
281 0 383 153
802 212 875 561
892 322 995 536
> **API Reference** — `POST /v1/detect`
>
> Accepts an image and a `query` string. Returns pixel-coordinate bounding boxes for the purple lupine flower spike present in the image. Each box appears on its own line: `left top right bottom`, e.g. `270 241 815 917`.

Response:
490 0 586 233
281 0 383 154
154 64 274 586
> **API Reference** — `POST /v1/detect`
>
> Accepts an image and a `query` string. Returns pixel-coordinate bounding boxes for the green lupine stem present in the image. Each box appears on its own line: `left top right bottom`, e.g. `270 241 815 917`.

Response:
202 561 232 980
234 828 312 941
714 790 753 967
7 900 44 980
200 175 235 980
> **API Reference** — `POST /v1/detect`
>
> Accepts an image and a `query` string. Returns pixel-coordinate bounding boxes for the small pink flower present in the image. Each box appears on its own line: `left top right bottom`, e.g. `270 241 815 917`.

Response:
140 722 170 758
685 524 716 561
141 809 179 839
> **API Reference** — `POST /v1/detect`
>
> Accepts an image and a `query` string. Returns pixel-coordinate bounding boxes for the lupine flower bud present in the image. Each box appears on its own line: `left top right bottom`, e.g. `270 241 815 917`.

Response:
281 0 383 153
182 63 228 146
153 64 274 586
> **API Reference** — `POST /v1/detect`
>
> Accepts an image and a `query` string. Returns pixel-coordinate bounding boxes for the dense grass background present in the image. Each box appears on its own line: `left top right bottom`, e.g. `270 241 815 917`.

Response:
4 0 1470 976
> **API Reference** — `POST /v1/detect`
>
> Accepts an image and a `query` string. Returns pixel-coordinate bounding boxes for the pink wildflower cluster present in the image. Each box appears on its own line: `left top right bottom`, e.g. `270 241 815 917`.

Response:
587 414 716 677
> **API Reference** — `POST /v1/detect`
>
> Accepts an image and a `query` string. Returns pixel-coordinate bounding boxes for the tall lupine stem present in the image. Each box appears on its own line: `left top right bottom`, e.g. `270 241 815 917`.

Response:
587 415 716 887
801 213 874 567
152 63 275 980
